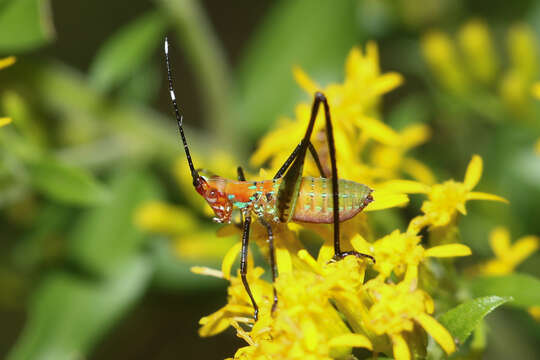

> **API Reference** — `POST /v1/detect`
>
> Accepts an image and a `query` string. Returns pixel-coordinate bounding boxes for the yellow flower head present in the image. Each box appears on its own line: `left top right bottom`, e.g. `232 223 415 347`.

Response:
198 249 373 360
352 229 471 282
365 280 455 360
383 155 507 231
477 227 539 275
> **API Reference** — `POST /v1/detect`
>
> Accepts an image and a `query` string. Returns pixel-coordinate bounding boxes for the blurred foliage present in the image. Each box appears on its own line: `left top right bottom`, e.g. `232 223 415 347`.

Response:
0 0 538 359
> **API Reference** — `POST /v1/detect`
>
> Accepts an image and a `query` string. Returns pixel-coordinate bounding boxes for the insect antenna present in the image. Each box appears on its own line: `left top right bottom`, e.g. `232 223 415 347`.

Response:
164 36 200 186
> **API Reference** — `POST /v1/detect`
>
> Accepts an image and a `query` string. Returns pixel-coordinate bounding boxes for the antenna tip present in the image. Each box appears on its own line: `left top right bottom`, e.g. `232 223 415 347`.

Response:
164 36 169 53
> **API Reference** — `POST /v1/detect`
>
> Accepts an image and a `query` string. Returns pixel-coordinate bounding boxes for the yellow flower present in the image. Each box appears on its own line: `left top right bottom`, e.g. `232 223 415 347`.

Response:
421 30 469 94
351 229 471 282
251 43 405 183
197 249 373 360
422 20 540 117
477 227 539 275
369 123 436 185
365 280 455 360
1 56 16 127
381 155 507 231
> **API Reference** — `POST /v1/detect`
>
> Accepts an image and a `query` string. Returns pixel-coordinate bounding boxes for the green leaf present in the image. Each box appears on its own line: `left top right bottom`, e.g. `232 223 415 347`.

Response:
0 0 55 52
27 158 110 206
69 169 161 276
235 0 359 139
7 256 152 360
89 10 168 92
468 273 540 308
438 296 511 344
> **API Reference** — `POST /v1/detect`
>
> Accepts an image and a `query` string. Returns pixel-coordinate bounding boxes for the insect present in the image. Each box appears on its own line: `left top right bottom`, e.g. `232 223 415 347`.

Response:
164 37 374 320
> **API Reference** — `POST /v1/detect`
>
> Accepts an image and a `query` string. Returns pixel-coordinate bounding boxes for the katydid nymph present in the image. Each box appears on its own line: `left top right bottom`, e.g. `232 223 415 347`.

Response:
164 37 374 321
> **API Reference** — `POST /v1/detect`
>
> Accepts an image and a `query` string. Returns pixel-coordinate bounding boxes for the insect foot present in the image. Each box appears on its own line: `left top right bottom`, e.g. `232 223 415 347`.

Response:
330 251 376 264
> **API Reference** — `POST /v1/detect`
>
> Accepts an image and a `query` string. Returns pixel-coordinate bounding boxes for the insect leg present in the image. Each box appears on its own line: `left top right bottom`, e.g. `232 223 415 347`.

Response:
273 142 326 179
316 94 374 263
240 214 259 320
259 218 278 313
237 166 246 181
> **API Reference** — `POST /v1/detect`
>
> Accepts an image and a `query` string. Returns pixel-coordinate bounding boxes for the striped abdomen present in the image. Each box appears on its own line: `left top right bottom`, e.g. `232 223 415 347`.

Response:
291 177 373 223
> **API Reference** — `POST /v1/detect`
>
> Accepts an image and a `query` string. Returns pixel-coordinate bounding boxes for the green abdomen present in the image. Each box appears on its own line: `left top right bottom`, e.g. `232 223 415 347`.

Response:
291 177 373 223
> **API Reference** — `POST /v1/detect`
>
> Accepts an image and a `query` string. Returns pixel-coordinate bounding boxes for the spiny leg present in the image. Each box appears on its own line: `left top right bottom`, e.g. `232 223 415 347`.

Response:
240 214 259 321
317 95 374 263
274 142 326 179
259 218 278 314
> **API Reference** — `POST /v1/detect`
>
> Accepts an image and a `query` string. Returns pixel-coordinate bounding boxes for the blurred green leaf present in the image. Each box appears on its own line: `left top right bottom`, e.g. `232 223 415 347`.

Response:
7 256 152 360
235 0 358 139
69 169 161 276
89 10 168 92
0 0 55 52
27 158 110 206
438 296 511 344
150 238 225 291
468 274 540 308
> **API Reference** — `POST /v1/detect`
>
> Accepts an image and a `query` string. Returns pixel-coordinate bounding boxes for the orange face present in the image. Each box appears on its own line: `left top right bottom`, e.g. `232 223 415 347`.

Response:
194 176 233 223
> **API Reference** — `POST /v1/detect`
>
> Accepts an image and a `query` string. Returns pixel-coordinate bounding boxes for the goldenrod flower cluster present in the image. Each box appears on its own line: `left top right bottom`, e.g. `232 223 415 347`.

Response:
421 19 540 152
186 44 510 360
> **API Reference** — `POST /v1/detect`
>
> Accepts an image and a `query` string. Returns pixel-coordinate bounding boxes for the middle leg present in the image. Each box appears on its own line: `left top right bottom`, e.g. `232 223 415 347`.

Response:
259 218 278 314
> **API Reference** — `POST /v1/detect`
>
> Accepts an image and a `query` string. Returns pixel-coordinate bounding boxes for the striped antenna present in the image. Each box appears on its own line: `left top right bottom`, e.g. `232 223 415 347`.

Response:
164 36 200 186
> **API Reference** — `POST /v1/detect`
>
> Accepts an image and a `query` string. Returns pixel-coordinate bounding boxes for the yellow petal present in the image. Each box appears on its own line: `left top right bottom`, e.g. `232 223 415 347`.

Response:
0 117 12 127
350 234 371 254
401 124 431 148
356 115 401 145
293 66 319 94
456 202 467 215
464 155 483 190
222 242 242 280
328 334 372 350
392 334 411 360
507 235 539 265
190 266 224 278
298 249 324 275
0 56 15 70
365 190 409 211
372 72 404 95
276 246 292 274
404 264 418 283
402 157 437 185
376 180 430 194
425 244 472 258
489 227 511 258
415 313 455 355
466 191 508 203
